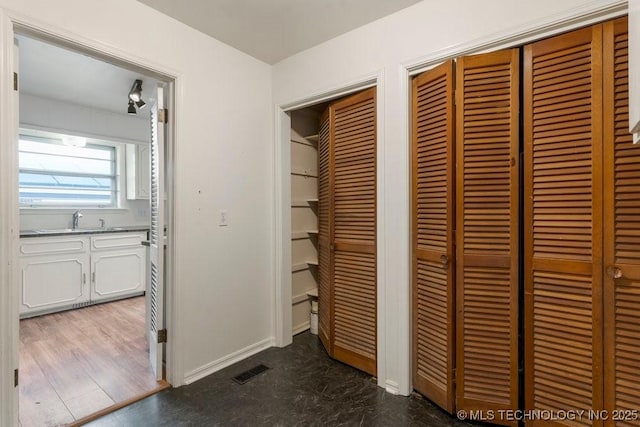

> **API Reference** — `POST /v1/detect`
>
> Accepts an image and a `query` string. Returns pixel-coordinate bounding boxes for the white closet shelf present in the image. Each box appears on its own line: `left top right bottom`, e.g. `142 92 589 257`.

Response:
292 260 318 272
291 171 318 178
291 230 319 240
291 198 319 207
305 134 319 142
292 292 310 305
290 137 316 147
306 288 318 298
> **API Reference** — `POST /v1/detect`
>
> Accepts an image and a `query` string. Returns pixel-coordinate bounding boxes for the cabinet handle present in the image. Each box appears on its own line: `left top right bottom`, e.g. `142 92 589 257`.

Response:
92 271 96 283
83 273 86 284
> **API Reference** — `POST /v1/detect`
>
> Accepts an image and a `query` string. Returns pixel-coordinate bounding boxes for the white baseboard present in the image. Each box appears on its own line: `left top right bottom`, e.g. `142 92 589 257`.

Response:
292 320 310 335
385 380 401 395
184 336 275 385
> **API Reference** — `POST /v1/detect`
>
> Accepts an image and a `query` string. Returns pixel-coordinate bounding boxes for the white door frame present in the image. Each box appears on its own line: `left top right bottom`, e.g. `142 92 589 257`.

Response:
397 0 626 398
273 72 386 388
0 8 184 425
273 0 628 399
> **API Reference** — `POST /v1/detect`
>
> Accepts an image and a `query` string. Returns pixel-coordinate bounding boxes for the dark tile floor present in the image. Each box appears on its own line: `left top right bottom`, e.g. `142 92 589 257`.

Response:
88 332 472 426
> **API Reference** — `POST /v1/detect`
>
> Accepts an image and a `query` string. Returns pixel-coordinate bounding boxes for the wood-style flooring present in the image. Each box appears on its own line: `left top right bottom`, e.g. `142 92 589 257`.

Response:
19 297 162 427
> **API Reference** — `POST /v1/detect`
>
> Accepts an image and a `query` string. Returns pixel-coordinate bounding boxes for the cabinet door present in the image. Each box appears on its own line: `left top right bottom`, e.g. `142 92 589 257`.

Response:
20 251 90 316
524 25 604 423
603 17 640 422
91 247 146 302
136 144 151 199
125 143 150 200
412 60 456 412
456 48 520 422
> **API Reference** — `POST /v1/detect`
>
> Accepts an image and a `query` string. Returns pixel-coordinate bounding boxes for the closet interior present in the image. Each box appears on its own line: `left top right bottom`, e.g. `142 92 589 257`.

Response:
290 88 378 376
412 16 639 426
290 107 323 335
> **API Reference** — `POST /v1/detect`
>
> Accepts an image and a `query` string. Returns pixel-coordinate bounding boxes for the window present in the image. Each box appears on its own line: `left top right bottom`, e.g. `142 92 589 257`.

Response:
19 135 117 208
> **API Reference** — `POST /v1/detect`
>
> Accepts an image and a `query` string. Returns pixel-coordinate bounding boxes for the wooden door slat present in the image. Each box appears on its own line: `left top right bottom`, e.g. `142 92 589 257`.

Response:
603 17 640 422
330 87 377 376
524 24 604 425
456 48 519 425
412 60 456 413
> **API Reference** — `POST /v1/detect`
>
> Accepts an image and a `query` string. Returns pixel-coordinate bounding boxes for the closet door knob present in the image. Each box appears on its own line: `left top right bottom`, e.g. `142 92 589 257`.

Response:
607 265 623 279
440 254 449 268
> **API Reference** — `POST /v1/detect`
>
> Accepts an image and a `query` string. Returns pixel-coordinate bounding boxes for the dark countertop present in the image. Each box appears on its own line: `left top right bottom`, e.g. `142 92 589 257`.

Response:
20 225 150 238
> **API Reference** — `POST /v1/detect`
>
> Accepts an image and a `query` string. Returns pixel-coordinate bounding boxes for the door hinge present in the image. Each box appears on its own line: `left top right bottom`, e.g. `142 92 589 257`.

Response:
158 108 168 124
157 328 167 343
14 369 18 387
452 367 456 384
13 72 18 91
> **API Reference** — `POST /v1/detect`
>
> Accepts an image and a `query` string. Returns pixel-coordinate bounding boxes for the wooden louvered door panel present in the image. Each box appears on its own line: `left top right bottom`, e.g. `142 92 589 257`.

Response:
603 18 640 426
455 49 520 424
524 25 603 426
412 61 456 413
318 109 333 355
331 88 377 376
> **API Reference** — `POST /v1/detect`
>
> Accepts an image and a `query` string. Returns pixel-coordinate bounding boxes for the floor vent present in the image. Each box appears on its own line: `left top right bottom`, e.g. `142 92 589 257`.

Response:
233 364 270 385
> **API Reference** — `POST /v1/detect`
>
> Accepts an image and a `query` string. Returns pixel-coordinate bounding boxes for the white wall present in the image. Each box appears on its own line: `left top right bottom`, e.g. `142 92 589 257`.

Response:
0 0 273 394
272 0 625 395
20 93 149 144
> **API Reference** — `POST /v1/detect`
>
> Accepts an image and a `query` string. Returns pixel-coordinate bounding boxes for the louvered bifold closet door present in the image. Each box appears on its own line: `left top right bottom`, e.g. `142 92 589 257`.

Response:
412 60 456 413
603 18 640 426
331 87 377 375
455 49 520 424
524 25 603 426
318 109 333 355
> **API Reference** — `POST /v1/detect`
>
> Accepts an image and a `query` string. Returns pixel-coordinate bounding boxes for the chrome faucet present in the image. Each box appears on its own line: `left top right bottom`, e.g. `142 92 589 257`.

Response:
72 210 83 230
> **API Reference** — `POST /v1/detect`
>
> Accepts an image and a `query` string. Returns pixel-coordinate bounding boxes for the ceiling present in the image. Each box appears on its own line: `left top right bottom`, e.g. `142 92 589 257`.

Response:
137 0 422 64
17 35 159 118
17 1 422 116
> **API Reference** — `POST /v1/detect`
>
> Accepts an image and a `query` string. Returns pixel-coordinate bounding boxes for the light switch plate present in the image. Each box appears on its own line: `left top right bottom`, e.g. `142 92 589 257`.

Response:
218 210 228 226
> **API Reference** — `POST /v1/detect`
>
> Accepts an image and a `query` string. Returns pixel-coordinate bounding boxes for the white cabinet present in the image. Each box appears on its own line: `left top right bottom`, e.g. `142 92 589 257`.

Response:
19 232 146 317
19 237 90 315
126 143 150 200
90 233 146 303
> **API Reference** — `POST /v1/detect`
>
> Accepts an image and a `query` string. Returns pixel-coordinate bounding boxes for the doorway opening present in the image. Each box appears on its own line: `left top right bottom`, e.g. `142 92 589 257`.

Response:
285 85 379 377
12 29 175 425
